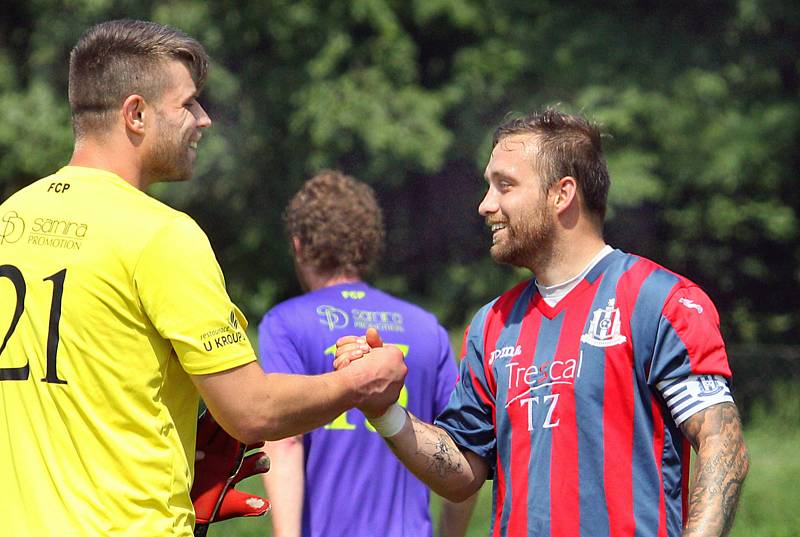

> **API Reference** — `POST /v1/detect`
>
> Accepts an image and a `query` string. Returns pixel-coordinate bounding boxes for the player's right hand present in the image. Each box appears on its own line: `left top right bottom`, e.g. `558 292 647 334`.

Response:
333 327 383 369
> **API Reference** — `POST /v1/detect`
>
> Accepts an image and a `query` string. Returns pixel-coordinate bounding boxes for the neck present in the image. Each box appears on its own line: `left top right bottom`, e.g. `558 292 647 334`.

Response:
69 137 148 190
301 268 361 292
530 230 607 286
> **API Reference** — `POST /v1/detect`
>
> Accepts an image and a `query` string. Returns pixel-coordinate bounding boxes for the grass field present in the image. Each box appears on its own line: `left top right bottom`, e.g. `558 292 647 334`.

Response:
209 386 800 537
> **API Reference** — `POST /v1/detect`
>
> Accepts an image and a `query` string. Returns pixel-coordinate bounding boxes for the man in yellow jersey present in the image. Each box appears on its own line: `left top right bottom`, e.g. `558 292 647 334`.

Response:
0 19 406 537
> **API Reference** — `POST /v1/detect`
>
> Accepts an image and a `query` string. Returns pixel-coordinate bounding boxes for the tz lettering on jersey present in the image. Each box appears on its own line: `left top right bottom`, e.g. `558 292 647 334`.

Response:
435 250 731 537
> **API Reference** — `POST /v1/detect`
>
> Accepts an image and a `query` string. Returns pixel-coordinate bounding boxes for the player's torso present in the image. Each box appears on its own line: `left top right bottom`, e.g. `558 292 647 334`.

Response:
0 168 196 536
484 252 683 536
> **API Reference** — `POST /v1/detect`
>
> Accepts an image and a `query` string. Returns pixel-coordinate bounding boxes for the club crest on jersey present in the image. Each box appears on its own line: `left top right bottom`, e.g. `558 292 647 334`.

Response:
581 298 627 348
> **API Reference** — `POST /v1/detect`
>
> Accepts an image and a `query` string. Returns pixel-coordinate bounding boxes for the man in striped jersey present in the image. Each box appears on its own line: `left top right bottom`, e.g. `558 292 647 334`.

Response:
335 109 749 536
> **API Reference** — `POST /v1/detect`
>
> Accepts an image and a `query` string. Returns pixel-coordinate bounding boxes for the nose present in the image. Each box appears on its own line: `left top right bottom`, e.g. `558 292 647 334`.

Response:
478 185 498 217
195 103 212 129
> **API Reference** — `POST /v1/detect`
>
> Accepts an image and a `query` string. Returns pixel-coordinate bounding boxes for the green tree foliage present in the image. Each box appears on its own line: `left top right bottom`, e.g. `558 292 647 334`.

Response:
1 0 797 343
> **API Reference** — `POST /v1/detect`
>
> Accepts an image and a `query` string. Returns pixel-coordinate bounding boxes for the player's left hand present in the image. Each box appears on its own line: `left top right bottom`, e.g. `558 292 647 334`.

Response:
191 411 271 534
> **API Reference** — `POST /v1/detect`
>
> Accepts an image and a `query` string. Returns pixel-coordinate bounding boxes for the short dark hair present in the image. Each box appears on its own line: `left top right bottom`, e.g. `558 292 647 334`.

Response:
285 170 385 277
493 108 610 219
68 19 209 138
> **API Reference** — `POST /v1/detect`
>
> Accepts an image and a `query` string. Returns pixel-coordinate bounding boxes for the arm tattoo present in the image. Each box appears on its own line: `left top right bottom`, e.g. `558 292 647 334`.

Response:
386 415 464 478
682 403 750 536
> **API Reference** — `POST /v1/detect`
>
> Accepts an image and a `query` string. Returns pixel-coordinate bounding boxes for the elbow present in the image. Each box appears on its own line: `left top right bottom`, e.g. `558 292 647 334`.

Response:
433 478 482 503
218 413 277 445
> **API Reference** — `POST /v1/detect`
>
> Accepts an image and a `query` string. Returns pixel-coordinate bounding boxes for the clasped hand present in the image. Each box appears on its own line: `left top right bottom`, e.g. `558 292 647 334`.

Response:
333 327 406 418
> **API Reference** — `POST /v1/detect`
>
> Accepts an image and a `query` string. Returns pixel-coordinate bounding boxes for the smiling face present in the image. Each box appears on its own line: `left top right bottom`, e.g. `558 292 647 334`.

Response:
478 133 555 269
141 60 211 184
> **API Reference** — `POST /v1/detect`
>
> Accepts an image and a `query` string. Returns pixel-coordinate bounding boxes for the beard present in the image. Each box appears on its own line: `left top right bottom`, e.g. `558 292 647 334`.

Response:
141 113 193 184
489 203 554 269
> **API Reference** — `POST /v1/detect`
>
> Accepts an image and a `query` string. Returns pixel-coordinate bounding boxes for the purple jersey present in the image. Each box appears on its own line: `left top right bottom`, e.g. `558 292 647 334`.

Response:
435 250 731 537
258 282 458 537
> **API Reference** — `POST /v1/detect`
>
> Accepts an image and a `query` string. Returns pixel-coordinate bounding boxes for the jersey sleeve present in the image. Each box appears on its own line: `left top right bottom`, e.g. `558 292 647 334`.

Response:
432 324 459 416
134 215 256 375
257 308 306 375
434 313 497 468
648 284 731 384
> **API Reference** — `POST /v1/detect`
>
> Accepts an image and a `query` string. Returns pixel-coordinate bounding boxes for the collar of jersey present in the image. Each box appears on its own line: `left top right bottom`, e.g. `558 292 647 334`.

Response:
531 248 621 319
57 166 137 190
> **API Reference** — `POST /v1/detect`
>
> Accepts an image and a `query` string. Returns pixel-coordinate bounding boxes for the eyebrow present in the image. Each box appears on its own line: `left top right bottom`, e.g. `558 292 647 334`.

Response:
485 170 516 183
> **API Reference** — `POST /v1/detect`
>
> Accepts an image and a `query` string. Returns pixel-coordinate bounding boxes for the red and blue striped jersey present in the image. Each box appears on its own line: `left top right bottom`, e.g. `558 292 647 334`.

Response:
435 250 731 537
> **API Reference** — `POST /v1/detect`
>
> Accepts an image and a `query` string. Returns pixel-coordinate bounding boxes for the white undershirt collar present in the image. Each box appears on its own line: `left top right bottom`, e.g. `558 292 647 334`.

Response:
536 245 614 307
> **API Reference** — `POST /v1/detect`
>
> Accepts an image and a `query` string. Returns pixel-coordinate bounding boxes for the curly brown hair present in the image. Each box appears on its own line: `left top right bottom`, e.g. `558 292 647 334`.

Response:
285 170 385 277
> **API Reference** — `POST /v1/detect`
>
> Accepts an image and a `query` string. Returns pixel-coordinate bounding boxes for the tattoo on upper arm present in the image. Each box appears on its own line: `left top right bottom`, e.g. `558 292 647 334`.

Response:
681 403 750 537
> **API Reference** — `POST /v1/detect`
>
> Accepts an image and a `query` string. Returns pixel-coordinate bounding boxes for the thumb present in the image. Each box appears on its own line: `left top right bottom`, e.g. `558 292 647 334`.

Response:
365 327 383 348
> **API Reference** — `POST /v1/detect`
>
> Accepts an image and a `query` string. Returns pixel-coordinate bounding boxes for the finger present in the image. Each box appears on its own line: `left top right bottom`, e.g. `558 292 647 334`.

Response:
216 489 271 521
333 341 369 361
335 335 361 348
232 451 271 484
332 356 350 370
365 327 383 348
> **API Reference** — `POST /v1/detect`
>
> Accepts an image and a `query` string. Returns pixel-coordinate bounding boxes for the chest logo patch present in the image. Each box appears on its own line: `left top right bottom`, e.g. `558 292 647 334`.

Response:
581 298 627 348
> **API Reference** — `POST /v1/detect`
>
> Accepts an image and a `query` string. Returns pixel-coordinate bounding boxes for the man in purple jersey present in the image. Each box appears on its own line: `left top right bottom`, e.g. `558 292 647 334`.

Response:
335 110 750 537
258 170 476 537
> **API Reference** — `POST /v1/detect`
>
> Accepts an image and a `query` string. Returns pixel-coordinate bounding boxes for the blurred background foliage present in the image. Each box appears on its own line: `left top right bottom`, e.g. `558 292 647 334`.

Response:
1 0 798 353
3 2 799 535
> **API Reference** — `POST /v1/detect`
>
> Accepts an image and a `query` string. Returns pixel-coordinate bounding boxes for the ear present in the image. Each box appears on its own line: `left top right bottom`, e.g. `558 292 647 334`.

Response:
122 94 147 135
291 236 304 261
553 176 578 216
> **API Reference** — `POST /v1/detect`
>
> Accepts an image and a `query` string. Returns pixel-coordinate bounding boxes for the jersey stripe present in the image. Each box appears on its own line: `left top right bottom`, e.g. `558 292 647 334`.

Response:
549 280 600 536
603 258 656 536
492 456 507 537
650 396 668 537
483 281 529 537
483 281 529 398
507 300 539 537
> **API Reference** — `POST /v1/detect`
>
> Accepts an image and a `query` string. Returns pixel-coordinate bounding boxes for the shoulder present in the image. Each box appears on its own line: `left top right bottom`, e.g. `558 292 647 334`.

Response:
611 252 719 318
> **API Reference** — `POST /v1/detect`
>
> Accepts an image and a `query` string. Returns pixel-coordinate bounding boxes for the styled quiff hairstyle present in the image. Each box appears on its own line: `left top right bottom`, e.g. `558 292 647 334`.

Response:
285 170 385 277
493 108 610 219
68 19 209 139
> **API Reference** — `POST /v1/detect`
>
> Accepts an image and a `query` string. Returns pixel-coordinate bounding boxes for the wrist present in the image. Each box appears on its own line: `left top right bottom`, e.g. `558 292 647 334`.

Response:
366 403 407 437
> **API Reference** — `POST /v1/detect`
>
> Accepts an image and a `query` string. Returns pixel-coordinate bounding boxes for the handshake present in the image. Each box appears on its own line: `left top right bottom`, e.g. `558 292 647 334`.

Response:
333 328 409 431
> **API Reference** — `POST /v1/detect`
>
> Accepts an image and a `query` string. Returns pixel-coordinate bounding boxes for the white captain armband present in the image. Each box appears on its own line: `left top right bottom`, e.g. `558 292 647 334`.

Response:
367 403 408 437
657 374 734 426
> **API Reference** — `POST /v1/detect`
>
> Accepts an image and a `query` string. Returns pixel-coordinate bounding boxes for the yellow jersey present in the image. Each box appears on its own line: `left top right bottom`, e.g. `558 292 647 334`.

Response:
0 166 256 536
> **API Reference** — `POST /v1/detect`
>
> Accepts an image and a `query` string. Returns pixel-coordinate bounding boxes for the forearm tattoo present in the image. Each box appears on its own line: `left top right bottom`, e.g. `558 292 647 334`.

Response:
385 415 464 479
682 403 750 536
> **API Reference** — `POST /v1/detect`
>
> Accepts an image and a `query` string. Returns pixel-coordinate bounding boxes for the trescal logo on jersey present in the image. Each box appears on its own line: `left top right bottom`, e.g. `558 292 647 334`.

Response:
678 297 704 314
581 298 627 348
696 374 724 396
317 305 349 330
26 216 88 250
200 310 247 352
489 344 522 365
0 211 25 244
504 351 584 431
